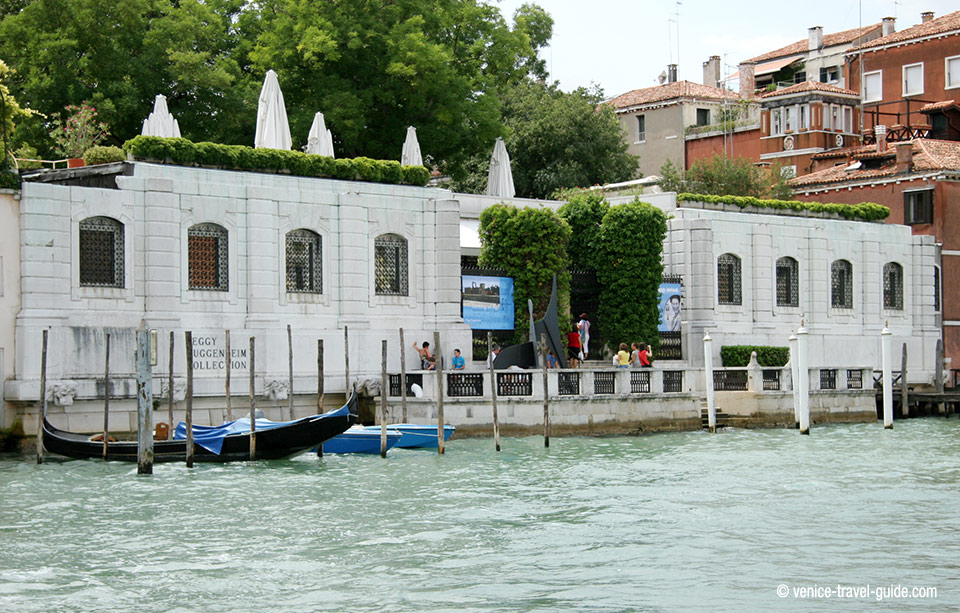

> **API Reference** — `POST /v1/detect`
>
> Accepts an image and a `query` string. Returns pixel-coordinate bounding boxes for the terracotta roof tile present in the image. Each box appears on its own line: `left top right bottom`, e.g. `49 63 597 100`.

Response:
853 11 960 50
760 81 859 98
608 80 739 110
920 100 960 113
790 139 960 187
747 24 882 63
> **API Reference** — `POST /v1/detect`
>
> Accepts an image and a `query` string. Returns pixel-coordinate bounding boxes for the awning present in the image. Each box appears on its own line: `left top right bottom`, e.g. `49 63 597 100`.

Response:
729 56 803 81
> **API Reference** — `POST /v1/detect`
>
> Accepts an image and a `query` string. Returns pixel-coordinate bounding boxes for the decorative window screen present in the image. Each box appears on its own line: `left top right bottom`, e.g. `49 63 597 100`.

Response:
935 266 941 312
79 216 124 288
286 229 322 293
883 262 903 310
717 253 741 306
831 260 853 309
374 234 408 295
776 257 799 307
188 223 228 291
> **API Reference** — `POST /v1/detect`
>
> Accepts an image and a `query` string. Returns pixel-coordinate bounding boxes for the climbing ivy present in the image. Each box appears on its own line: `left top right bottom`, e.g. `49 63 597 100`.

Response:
557 190 609 273
478 204 571 345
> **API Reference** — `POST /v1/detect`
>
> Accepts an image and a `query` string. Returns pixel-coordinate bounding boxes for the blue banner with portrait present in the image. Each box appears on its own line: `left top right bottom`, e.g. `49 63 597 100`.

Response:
658 283 682 332
462 275 515 330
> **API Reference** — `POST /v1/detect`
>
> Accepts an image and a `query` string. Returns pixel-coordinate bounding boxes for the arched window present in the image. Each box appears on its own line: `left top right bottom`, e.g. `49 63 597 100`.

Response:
776 256 799 307
188 223 228 291
717 253 741 306
79 216 124 288
883 262 903 310
286 229 322 293
374 233 408 295
830 259 853 309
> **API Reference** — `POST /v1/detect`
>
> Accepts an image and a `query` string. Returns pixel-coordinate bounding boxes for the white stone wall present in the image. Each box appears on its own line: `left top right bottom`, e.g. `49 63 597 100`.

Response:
7 163 471 414
0 190 20 427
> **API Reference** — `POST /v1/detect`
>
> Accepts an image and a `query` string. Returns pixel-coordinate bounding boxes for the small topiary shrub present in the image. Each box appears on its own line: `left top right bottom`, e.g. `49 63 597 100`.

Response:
720 345 790 367
83 145 126 165
401 165 430 186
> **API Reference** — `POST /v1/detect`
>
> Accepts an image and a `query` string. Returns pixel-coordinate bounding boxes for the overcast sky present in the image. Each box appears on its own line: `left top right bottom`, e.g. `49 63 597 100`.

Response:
495 0 958 98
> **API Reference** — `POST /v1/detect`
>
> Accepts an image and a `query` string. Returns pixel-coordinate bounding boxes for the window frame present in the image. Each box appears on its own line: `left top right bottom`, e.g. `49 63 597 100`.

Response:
863 70 883 103
776 256 799 308
78 216 125 289
902 62 924 97
830 259 853 310
882 262 904 311
903 189 934 225
636 114 646 143
696 108 710 127
771 108 783 136
187 222 229 292
717 253 742 306
946 55 960 90
799 104 809 131
374 233 409 296
285 229 323 294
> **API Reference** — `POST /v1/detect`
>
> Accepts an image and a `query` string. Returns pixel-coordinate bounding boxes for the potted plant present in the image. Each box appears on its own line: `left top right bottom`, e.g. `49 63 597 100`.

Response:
49 103 108 168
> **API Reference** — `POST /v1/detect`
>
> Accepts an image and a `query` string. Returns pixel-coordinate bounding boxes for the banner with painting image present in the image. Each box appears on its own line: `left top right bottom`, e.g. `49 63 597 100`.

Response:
462 275 515 330
658 282 682 332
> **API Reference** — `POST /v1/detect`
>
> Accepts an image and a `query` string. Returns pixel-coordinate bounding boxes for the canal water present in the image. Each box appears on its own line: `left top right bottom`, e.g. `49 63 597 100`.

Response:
1 418 958 611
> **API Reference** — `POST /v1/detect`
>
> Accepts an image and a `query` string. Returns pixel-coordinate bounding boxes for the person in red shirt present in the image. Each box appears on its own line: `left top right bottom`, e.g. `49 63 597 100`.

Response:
567 325 582 368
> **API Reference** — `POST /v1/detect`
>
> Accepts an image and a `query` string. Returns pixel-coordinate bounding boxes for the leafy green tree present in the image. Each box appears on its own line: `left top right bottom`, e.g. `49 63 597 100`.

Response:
456 80 637 198
557 190 609 272
478 203 571 345
0 59 36 167
594 199 667 353
658 154 793 199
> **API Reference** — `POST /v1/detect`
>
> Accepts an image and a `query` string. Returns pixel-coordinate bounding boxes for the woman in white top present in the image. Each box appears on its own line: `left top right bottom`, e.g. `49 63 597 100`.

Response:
577 313 591 359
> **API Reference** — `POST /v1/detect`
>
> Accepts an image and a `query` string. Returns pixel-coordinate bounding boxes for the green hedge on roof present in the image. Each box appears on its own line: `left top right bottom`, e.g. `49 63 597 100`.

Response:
677 193 889 222
122 136 431 187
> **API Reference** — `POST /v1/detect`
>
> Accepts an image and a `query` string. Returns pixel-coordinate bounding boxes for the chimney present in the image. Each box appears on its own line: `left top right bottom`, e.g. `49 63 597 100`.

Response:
882 17 896 36
667 64 678 83
896 142 914 173
875 124 887 153
808 26 823 51
703 56 721 88
921 11 934 23
738 61 756 98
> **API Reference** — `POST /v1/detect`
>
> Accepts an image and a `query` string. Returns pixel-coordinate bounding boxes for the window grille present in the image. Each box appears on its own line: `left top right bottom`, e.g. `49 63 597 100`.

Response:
662 370 683 393
594 371 616 394
883 262 903 310
658 331 682 359
762 369 781 391
934 267 941 312
776 257 799 307
286 229 322 293
820 369 837 390
558 372 580 396
846 369 862 389
497 372 532 396
389 373 423 397
188 223 228 291
717 253 741 305
447 373 483 397
79 216 124 288
713 370 747 391
375 234 408 295
830 260 852 309
630 370 651 393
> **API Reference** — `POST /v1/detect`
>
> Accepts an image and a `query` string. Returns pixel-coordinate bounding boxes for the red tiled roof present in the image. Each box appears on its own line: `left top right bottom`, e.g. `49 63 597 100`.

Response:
790 139 960 187
608 80 739 110
853 11 960 50
920 100 960 113
747 24 882 63
760 81 859 98
810 144 876 160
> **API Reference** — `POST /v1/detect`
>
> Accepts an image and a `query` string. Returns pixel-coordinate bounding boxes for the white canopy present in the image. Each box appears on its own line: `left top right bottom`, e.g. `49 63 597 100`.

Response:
141 94 181 138
485 137 515 198
305 112 335 158
254 70 292 150
401 126 423 166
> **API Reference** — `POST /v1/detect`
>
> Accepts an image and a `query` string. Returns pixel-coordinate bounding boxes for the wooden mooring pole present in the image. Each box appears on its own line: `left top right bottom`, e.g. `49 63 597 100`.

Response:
225 329 233 422
380 340 388 458
936 339 945 415
704 332 716 433
434 330 445 455
287 324 294 421
184 331 194 468
137 325 154 474
36 329 47 464
168 331 174 439
249 336 256 460
488 331 500 452
102 333 110 460
881 325 893 429
317 339 324 413
344 326 350 396
540 332 550 448
901 343 909 418
399 327 407 423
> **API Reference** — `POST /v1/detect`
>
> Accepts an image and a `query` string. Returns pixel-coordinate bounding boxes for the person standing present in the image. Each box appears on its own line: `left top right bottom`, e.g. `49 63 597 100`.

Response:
616 343 630 368
566 326 581 368
638 343 652 368
578 313 591 360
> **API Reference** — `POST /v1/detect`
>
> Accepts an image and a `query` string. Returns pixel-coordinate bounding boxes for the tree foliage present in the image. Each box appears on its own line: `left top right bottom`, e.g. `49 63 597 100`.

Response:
0 59 36 160
594 199 667 353
659 154 793 200
557 190 609 272
478 203 571 345
456 80 637 198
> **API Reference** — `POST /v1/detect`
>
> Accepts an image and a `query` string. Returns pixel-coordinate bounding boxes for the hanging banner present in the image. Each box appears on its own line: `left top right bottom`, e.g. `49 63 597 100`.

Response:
658 283 682 332
462 275 515 330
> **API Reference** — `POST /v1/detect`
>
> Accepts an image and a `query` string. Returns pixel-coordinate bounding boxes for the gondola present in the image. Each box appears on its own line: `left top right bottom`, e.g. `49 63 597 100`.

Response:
41 393 359 463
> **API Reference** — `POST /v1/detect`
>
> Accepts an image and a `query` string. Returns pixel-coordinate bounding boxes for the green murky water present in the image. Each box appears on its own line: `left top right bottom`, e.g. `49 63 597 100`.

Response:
1 419 959 611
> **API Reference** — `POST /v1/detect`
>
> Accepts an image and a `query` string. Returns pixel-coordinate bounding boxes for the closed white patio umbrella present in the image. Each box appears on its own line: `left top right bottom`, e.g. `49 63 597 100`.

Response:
401 126 423 166
255 70 292 150
141 94 181 138
306 112 335 157
485 137 515 198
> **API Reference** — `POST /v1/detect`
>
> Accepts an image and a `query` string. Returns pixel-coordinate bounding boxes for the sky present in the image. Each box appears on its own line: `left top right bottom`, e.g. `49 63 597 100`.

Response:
495 0 959 98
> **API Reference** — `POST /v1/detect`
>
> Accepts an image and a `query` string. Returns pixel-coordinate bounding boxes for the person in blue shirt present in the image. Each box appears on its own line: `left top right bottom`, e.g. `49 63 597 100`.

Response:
451 348 466 370
546 351 559 369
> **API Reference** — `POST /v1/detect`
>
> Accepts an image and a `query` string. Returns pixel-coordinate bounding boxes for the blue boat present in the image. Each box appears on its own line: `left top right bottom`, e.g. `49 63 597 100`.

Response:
363 423 455 449
322 426 402 454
